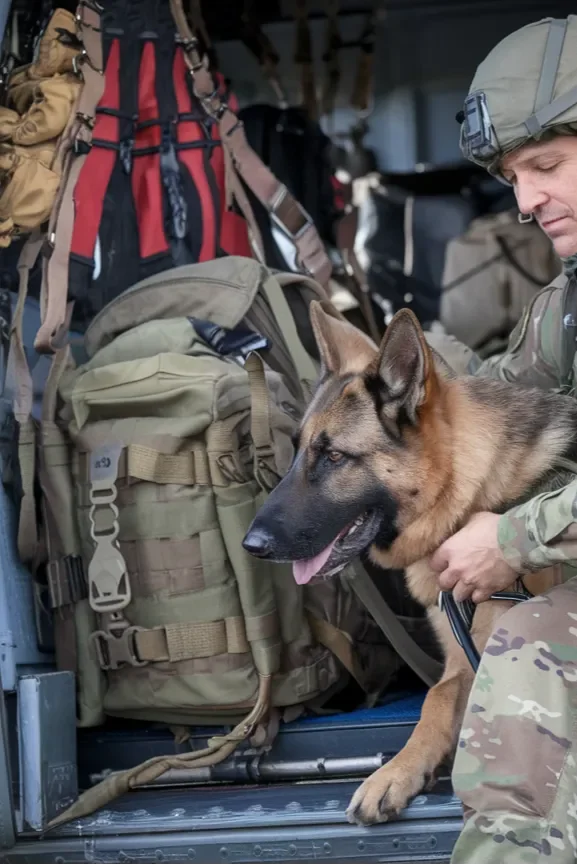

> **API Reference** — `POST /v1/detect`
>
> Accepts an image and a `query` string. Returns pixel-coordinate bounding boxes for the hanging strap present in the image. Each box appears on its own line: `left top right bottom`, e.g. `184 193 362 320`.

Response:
244 352 282 492
35 0 104 354
7 231 44 564
335 183 382 344
347 564 443 688
188 0 218 70
308 614 367 688
261 273 319 391
294 0 318 122
321 0 341 121
350 10 376 116
241 0 287 108
168 0 332 288
45 673 273 830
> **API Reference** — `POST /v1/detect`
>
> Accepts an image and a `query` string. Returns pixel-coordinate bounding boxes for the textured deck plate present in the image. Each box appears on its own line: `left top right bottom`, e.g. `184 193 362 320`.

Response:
6 779 463 863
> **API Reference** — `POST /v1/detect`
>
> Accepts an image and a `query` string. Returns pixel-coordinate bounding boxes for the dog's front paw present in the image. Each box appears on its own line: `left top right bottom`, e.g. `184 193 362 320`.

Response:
345 761 425 826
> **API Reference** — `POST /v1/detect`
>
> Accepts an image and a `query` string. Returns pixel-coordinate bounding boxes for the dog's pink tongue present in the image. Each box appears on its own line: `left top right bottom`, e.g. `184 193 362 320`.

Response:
293 538 337 585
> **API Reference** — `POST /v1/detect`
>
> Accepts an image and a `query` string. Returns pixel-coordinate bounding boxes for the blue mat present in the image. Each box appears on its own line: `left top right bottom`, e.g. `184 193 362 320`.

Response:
282 689 426 730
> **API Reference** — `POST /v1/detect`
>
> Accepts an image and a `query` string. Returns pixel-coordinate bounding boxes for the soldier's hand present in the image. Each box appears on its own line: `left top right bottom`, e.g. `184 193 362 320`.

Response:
429 512 519 603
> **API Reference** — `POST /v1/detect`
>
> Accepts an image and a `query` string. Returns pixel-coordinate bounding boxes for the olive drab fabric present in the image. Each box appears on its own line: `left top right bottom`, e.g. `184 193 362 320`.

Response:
0 9 82 248
40 258 401 828
439 209 561 358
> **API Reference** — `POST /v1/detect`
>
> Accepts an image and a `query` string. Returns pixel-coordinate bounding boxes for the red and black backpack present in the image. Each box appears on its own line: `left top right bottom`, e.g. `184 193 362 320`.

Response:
69 0 252 333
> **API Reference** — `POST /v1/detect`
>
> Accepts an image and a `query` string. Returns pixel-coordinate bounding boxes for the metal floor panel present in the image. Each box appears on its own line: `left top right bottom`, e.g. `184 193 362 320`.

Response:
3 819 462 863
4 780 463 864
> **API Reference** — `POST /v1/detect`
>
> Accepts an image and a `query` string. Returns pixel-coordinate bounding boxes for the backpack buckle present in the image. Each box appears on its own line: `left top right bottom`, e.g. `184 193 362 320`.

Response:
254 445 281 492
269 186 313 243
91 620 146 670
72 48 87 76
87 443 132 614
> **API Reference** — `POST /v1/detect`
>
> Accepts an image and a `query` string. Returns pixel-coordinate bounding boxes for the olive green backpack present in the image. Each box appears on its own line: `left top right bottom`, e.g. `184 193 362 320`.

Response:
35 257 406 827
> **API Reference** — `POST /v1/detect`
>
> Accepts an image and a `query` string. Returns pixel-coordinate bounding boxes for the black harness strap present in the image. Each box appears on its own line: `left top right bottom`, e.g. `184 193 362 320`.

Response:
439 579 534 673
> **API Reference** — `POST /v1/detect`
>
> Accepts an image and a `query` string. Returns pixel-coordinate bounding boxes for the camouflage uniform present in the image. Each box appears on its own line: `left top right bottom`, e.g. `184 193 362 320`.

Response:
449 259 577 864
446 12 577 859
451 581 577 863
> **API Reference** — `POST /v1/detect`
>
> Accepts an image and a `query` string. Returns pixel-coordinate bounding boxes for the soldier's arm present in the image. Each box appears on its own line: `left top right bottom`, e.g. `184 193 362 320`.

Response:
467 281 565 387
489 277 577 572
432 277 575 572
498 478 577 573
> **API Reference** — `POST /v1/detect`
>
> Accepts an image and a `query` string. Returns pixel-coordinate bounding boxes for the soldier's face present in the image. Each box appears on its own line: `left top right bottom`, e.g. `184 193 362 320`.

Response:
501 136 577 258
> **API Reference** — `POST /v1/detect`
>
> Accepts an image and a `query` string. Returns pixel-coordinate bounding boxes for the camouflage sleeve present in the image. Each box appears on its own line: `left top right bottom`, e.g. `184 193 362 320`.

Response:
477 278 577 573
467 283 564 387
498 478 577 572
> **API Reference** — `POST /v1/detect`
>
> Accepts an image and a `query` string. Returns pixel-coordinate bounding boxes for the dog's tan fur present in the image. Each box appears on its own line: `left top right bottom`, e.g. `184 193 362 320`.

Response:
306 303 570 825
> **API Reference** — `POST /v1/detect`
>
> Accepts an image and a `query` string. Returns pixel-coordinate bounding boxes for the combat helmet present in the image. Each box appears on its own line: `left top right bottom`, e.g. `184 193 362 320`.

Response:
459 16 577 180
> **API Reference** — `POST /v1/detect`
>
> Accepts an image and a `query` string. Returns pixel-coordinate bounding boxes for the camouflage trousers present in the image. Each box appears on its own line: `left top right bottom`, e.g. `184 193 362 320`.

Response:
451 580 577 863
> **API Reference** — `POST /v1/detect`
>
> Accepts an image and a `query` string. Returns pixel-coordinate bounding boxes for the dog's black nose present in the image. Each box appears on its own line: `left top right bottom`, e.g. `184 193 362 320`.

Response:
242 527 274 558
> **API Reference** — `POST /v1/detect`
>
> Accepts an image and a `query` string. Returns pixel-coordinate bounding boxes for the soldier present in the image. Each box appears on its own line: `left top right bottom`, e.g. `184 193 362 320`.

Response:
427 16 577 863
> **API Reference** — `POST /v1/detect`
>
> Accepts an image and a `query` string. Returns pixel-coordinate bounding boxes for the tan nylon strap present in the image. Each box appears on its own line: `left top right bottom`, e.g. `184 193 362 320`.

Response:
79 444 210 486
76 0 104 73
321 0 341 120
225 162 266 266
35 4 105 354
133 616 250 662
205 414 242 456
16 420 37 564
46 674 273 829
260 275 319 388
218 119 331 284
122 444 199 486
245 353 281 492
335 195 382 345
41 344 73 424
350 12 375 114
188 0 212 59
10 232 44 419
308 614 365 688
47 555 87 609
169 0 331 288
348 565 443 688
294 0 318 121
36 153 83 353
244 354 272 452
7 231 44 563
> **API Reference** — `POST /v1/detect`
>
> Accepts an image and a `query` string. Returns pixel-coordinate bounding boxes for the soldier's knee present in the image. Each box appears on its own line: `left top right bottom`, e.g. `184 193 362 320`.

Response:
494 598 551 642
484 587 577 659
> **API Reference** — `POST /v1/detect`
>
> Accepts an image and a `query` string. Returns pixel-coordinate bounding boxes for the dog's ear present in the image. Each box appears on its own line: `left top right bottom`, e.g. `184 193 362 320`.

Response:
372 308 436 426
309 300 378 376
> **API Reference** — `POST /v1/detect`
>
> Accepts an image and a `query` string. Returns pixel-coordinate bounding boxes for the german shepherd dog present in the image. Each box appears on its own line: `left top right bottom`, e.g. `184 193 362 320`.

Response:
242 301 577 826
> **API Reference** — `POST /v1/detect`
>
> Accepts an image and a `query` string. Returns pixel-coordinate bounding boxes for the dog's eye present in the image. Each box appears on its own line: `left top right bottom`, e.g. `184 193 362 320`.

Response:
327 450 344 463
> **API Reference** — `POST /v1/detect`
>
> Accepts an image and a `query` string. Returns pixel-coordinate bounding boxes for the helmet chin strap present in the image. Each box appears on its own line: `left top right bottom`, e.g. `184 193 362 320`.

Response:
518 212 534 223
